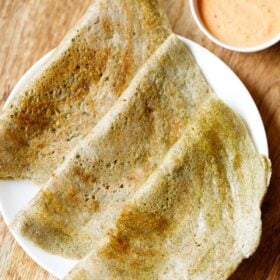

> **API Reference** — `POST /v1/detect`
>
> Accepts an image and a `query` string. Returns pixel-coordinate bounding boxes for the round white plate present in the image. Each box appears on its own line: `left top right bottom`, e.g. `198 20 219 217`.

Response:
0 36 268 279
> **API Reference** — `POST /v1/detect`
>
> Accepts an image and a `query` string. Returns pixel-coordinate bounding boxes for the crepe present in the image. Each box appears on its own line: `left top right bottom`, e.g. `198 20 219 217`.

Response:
0 0 171 183
67 100 270 280
12 34 270 280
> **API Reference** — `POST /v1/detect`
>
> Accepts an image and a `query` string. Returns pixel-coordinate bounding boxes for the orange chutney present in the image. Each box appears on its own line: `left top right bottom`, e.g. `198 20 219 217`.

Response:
198 0 280 47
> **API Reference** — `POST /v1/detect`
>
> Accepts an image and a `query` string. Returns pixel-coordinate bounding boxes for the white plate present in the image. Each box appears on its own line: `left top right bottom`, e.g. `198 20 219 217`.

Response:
0 36 268 279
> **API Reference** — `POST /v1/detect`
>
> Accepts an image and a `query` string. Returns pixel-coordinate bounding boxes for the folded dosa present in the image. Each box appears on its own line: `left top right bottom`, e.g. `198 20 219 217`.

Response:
68 99 270 280
0 0 171 183
12 34 270 280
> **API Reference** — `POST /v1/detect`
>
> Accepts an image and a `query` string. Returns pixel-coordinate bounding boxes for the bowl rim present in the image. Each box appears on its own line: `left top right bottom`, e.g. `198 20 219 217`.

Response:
189 0 280 53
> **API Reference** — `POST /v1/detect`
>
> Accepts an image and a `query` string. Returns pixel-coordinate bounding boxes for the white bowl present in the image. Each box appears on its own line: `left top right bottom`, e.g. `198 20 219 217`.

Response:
189 0 280 53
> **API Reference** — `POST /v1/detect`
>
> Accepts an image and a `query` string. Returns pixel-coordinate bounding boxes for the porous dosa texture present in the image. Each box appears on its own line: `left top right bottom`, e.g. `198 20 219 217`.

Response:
12 35 271 280
0 0 171 183
67 99 270 280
